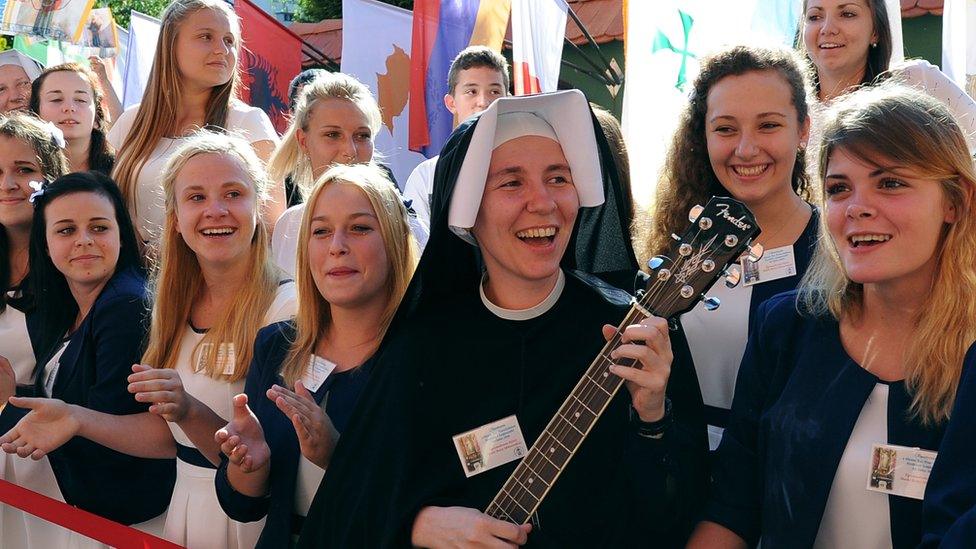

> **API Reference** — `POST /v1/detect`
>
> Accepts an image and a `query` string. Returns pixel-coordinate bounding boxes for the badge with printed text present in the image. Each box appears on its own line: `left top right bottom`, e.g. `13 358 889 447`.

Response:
742 245 797 286
302 355 335 393
453 415 528 478
197 342 237 375
866 443 937 500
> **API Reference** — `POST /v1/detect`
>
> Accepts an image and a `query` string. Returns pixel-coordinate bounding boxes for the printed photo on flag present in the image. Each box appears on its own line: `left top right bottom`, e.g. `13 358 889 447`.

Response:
2 0 94 43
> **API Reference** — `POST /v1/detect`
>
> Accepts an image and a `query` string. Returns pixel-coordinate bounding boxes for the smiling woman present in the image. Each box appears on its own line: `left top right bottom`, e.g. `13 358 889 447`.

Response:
800 0 976 152
690 83 976 548
31 63 115 175
108 0 283 246
0 171 174 547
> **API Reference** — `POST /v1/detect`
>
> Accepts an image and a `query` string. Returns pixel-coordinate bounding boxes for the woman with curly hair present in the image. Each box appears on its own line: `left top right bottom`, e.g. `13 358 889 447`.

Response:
637 45 816 454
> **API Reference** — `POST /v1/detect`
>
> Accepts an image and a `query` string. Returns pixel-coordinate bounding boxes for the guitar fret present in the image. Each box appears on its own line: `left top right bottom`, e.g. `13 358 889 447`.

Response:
570 393 597 415
556 412 585 435
512 473 548 500
585 373 613 395
498 486 533 517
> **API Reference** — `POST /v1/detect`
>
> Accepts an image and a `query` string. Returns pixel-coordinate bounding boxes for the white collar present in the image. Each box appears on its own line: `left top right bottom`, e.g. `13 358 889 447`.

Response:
479 270 565 321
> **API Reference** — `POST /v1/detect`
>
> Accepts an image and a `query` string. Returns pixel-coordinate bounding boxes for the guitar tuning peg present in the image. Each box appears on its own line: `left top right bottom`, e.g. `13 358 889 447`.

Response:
724 265 741 288
702 295 721 311
746 243 764 263
688 204 704 223
647 256 665 270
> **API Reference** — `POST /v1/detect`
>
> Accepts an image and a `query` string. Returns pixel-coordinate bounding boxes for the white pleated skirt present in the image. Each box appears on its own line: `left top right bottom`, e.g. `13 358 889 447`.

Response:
163 458 264 549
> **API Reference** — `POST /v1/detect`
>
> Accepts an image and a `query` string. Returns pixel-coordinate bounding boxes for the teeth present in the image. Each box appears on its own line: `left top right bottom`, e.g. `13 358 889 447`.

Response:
820 43 842 49
733 165 768 177
850 234 891 245
516 227 557 239
202 228 234 235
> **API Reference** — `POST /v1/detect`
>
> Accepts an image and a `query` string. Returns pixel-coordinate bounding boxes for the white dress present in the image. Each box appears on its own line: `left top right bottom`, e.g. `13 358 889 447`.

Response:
107 101 280 243
0 299 44 549
162 283 297 549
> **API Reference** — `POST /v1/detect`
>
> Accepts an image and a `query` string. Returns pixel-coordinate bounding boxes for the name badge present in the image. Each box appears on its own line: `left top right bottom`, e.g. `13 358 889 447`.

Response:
452 415 528 478
866 443 937 500
302 355 335 393
197 342 237 375
742 245 797 286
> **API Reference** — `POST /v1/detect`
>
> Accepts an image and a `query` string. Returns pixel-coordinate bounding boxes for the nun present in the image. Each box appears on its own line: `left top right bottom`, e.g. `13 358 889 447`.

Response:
0 51 43 113
296 90 707 548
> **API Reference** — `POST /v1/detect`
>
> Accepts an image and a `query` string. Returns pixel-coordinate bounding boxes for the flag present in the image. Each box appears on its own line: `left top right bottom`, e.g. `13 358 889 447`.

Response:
623 0 802 209
122 10 160 109
2 0 94 43
236 0 301 133
511 0 567 95
942 0 975 92
408 0 510 156
342 0 427 186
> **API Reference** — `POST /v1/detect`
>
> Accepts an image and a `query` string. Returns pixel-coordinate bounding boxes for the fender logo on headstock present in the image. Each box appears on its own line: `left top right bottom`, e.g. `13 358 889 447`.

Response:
716 203 753 232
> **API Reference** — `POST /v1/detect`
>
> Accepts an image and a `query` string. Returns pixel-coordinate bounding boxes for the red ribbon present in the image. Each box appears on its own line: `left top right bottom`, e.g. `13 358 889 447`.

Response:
0 478 183 548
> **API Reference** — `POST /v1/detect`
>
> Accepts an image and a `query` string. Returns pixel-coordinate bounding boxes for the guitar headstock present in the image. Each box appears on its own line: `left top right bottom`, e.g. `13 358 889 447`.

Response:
642 196 761 319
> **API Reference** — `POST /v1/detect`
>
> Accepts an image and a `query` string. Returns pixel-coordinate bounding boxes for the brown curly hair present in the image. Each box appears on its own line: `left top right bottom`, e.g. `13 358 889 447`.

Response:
638 45 813 264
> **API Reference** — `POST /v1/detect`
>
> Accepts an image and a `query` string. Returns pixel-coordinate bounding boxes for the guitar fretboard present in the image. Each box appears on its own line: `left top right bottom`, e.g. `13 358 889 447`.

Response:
484 305 646 524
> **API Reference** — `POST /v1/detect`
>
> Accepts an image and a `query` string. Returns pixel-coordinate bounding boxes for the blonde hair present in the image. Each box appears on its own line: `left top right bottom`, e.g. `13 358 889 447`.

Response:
799 84 976 424
279 163 418 387
267 72 382 200
112 0 241 223
143 131 280 382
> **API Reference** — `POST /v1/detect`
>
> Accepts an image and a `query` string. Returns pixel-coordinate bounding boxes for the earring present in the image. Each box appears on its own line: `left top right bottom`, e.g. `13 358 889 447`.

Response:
871 42 877 48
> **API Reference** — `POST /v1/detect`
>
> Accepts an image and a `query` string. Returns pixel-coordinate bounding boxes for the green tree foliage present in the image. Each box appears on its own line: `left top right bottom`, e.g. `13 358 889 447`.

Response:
101 0 170 29
296 0 412 23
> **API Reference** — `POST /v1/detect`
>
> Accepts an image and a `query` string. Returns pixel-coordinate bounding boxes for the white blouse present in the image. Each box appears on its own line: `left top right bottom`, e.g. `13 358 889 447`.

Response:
813 383 891 549
107 100 279 243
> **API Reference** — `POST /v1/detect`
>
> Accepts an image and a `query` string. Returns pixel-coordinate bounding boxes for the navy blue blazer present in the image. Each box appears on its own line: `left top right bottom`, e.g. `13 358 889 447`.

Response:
705 291 951 548
215 321 374 548
0 267 174 525
671 208 819 431
921 345 976 548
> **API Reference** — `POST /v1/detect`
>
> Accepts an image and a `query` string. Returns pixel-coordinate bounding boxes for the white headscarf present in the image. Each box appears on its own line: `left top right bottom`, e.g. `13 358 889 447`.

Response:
0 50 44 81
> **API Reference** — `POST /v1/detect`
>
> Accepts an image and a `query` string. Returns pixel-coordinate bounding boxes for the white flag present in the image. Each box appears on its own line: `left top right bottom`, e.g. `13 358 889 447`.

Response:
622 0 797 209
341 0 426 187
942 0 976 91
511 0 568 95
122 11 161 109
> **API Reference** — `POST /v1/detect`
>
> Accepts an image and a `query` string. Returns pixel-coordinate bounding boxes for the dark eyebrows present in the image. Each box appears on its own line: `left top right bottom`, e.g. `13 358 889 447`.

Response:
52 216 111 225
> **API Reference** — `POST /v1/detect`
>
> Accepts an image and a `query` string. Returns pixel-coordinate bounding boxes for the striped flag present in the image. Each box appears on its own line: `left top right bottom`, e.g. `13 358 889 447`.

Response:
511 0 567 95
408 0 510 156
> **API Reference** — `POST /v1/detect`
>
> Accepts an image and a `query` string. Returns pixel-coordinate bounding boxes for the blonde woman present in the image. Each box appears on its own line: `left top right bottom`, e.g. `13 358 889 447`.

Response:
108 0 283 245
212 163 418 547
269 72 427 276
691 84 976 547
1 132 297 549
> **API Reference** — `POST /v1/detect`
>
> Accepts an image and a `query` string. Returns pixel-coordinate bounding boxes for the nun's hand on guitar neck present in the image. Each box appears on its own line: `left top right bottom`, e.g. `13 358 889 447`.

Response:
602 316 673 423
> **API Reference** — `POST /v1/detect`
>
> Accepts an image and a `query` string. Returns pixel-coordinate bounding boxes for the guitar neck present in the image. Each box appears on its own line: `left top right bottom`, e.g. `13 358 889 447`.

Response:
484 304 647 524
